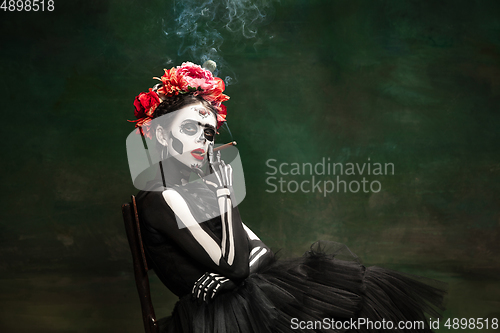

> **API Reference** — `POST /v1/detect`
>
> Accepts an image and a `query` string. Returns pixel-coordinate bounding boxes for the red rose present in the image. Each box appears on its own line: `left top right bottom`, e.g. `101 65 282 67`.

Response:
204 78 230 104
156 67 183 97
216 104 227 129
134 89 160 119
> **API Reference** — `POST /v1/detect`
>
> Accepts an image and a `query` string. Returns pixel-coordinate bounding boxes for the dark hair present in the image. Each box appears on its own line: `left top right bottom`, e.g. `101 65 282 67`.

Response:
152 93 218 119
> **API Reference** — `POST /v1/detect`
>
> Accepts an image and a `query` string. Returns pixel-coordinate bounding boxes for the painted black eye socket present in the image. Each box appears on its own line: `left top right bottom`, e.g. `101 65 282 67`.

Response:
180 121 215 141
204 128 215 142
180 122 198 136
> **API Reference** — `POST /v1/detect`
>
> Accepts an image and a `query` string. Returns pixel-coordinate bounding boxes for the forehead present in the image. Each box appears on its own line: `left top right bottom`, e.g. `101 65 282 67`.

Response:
172 103 216 127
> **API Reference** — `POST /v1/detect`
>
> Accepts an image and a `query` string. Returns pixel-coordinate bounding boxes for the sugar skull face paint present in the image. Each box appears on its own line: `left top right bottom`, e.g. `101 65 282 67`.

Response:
196 106 211 119
156 102 217 169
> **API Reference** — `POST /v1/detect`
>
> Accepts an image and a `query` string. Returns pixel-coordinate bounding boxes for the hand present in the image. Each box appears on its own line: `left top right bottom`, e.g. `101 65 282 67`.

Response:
191 272 237 302
204 151 233 194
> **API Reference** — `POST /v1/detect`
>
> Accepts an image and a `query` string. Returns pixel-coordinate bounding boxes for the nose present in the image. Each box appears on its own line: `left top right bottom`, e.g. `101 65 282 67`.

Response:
196 129 206 143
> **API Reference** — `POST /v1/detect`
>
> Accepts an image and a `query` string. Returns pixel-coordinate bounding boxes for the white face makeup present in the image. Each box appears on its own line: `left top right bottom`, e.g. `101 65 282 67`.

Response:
156 102 217 169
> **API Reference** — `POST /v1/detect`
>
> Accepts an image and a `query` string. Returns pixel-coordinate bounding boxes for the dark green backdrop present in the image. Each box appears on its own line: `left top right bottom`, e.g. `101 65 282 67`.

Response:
1 0 499 332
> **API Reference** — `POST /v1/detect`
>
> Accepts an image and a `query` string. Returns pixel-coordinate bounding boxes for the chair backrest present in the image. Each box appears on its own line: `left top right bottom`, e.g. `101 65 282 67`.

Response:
122 195 159 333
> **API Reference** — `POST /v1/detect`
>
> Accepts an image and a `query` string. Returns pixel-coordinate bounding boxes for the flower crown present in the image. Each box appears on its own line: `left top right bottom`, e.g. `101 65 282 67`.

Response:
130 61 229 138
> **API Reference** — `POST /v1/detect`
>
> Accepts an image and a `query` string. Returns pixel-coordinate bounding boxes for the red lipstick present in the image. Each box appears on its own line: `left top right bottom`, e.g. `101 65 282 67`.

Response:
191 148 205 160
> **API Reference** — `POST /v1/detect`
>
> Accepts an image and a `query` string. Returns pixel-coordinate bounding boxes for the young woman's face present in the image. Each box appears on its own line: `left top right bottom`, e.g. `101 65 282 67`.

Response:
157 102 217 169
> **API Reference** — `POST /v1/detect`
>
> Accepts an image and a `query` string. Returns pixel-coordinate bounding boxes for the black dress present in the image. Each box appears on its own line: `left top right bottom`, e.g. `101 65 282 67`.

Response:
136 178 446 333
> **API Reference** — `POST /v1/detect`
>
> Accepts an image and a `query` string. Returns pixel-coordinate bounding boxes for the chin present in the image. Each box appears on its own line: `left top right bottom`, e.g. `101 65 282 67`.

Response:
172 154 203 167
176 158 202 169
186 157 203 168
190 163 203 169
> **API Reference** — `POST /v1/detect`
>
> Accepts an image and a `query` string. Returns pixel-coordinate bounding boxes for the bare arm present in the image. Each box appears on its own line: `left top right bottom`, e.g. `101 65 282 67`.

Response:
161 186 249 280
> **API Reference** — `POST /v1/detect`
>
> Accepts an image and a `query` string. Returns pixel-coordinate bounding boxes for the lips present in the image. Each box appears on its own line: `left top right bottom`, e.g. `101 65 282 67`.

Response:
191 148 205 161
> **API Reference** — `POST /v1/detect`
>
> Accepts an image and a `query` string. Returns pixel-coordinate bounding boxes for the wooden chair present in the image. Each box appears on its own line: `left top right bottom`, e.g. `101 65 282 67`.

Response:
122 195 160 333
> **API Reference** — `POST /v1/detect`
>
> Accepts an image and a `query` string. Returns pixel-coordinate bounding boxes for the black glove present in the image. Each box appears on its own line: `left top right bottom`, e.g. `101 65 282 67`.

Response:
192 272 237 302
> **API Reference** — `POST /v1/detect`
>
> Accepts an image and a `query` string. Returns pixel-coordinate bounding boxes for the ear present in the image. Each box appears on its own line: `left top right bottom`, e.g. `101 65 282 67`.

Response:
156 125 169 146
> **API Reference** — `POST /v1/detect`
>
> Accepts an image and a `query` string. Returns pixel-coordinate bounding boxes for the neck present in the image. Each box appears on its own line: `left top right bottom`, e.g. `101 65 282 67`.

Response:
156 156 194 186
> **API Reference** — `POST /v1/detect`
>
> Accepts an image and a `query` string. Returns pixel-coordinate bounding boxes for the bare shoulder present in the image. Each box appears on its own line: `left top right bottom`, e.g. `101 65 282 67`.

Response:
161 188 185 207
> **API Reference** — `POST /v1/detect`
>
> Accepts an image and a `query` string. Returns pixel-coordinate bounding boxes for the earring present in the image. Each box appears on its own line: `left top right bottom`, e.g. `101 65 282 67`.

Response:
161 145 169 161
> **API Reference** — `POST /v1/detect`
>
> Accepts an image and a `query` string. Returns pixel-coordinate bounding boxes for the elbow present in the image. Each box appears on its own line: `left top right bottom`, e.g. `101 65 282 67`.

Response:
224 263 249 281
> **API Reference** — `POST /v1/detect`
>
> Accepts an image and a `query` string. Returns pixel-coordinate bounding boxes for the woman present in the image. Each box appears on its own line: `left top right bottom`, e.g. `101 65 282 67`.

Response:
130 62 445 332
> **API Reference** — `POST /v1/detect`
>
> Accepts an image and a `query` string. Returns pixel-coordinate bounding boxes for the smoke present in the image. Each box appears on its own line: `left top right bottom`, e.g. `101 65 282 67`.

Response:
163 0 277 84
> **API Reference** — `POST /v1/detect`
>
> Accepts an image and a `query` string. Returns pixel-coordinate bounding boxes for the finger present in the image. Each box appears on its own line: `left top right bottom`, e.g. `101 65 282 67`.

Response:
208 143 214 162
201 273 222 302
194 273 212 299
211 278 230 299
204 179 218 188
203 279 217 302
196 276 212 301
211 283 220 299
192 283 201 300
226 164 233 187
213 165 223 186
216 150 221 163
218 164 227 186
223 164 229 187
192 274 206 295
196 279 205 299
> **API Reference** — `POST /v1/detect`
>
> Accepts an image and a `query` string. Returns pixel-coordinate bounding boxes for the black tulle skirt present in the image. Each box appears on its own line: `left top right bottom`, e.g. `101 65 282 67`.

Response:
159 242 446 333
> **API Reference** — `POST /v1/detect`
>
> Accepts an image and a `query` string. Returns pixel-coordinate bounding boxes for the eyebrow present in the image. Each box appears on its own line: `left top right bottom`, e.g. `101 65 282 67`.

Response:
199 122 216 130
181 118 216 130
